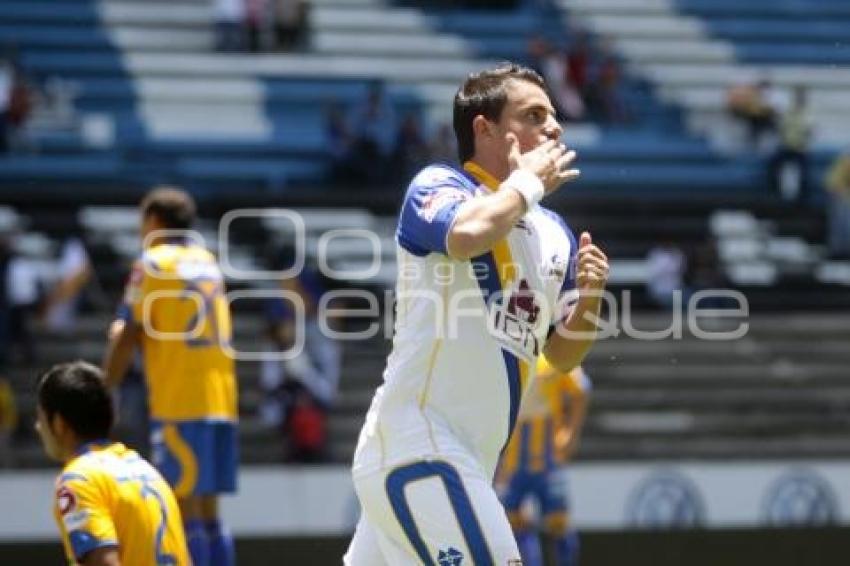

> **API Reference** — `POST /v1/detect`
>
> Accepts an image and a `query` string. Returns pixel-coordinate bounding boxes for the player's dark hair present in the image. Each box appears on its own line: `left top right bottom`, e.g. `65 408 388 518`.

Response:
453 62 546 163
37 361 114 441
140 186 196 230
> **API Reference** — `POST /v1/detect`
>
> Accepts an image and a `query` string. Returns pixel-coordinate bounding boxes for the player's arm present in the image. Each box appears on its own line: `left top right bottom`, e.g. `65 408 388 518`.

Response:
102 260 146 388
81 546 121 566
447 135 577 260
556 371 591 461
543 232 609 372
55 477 119 566
102 319 138 389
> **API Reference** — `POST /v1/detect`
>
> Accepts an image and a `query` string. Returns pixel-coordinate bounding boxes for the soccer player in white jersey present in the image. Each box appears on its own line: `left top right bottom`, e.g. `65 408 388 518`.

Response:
344 63 609 566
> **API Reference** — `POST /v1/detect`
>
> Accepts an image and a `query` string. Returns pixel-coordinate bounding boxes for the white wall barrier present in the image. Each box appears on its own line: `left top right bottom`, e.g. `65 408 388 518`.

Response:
2 460 850 541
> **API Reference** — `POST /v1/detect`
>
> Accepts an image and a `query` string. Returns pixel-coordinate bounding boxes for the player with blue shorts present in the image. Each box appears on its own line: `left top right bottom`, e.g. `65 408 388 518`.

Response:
498 359 591 566
104 187 238 566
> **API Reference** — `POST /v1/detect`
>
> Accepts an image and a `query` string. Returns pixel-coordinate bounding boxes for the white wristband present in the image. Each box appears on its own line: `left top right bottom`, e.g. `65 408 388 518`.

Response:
504 169 544 210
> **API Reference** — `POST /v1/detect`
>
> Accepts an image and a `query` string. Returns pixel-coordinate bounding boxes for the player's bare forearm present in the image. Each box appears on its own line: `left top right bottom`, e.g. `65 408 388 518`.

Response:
543 295 602 373
561 394 589 460
102 320 138 389
446 189 527 259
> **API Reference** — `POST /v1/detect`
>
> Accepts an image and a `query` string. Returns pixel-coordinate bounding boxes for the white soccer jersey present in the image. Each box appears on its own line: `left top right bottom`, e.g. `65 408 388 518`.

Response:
352 162 579 481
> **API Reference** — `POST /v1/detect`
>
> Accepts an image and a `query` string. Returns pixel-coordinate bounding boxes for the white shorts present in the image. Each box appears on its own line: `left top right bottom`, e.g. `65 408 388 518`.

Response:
344 458 521 566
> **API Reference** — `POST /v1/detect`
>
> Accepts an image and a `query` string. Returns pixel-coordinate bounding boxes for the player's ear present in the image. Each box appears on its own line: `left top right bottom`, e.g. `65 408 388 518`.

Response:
472 115 493 140
51 413 70 439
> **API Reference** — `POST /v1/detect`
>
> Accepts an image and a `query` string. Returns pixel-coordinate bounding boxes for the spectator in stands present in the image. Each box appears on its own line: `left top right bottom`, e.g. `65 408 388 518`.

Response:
527 36 585 122
566 32 591 108
325 100 360 183
726 79 778 151
0 47 32 153
771 85 812 203
0 52 13 153
391 113 430 183
214 0 246 52
0 375 15 467
43 236 92 333
5 234 42 364
646 242 688 309
272 0 308 51
592 39 629 124
245 0 269 52
825 150 850 259
428 122 457 165
261 257 342 462
348 82 397 185
685 238 731 309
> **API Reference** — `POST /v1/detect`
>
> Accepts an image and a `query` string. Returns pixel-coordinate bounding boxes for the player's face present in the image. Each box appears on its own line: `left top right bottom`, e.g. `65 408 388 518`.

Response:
35 406 63 461
495 79 562 156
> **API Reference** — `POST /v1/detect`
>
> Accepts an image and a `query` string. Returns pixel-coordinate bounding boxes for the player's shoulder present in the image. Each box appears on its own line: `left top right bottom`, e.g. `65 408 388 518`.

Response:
407 162 477 195
138 244 176 273
139 243 217 273
56 454 102 492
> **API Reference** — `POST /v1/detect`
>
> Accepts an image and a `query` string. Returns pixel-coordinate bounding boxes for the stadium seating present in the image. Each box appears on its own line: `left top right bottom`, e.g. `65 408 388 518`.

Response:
558 0 850 152
1 0 848 469
4 0 835 198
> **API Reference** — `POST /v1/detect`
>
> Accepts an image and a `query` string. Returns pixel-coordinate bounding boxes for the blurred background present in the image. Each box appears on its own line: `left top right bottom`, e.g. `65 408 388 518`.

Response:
0 0 849 564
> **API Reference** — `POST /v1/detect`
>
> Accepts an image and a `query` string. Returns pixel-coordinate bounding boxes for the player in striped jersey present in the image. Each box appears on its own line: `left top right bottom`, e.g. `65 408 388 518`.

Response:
36 361 190 566
104 188 237 566
498 359 591 566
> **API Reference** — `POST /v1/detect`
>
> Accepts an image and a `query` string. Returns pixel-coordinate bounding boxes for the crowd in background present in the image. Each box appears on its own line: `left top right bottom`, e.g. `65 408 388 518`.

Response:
215 0 309 53
726 80 813 203
325 82 457 188
526 32 629 125
0 229 94 467
0 49 33 154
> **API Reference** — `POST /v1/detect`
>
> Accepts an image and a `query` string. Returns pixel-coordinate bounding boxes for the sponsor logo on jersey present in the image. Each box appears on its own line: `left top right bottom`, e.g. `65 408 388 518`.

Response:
489 279 542 361
549 253 567 279
420 190 468 223
57 485 77 516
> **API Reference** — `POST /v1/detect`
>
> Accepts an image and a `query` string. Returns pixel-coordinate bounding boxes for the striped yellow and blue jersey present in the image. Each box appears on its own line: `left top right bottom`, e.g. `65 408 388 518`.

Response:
53 442 190 566
120 242 237 421
500 359 590 476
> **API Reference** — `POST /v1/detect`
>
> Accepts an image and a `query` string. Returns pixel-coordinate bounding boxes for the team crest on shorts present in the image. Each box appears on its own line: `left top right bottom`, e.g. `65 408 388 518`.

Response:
437 547 464 566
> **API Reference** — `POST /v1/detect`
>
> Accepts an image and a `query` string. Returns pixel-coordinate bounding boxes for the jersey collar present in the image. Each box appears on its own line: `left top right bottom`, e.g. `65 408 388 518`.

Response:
463 161 501 192
74 439 112 457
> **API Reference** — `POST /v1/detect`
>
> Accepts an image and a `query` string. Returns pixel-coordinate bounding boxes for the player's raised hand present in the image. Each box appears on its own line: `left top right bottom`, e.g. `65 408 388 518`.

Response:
576 232 609 292
507 133 580 194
